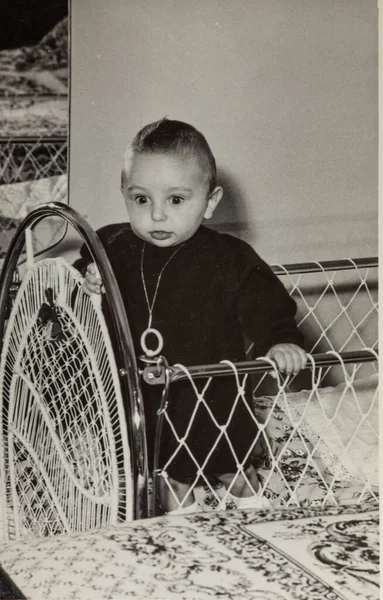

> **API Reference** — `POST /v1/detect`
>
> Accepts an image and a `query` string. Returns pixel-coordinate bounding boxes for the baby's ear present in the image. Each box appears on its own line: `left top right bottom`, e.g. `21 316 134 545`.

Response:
204 186 223 219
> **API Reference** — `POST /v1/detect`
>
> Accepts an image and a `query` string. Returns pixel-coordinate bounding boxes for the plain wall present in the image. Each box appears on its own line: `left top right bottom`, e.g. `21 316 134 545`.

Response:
67 0 378 265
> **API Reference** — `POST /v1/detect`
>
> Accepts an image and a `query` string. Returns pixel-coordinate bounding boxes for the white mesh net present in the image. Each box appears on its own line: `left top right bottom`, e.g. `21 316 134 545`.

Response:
0 139 68 186
0 141 68 263
148 259 378 515
0 257 132 541
153 353 378 515
267 259 378 351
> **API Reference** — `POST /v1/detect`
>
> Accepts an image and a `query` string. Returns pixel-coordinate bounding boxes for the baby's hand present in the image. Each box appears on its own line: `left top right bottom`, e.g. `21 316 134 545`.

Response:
266 343 307 376
82 262 104 295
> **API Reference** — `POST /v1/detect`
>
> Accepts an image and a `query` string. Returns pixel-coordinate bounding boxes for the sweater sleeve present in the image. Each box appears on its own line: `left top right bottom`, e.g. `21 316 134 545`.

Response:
234 241 304 357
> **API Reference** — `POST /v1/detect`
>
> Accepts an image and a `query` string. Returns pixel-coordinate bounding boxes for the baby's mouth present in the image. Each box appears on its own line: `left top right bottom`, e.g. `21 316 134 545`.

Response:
150 231 172 240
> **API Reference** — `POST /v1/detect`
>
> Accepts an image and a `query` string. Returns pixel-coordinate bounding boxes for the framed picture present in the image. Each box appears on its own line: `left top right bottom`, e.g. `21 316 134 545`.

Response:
0 5 69 263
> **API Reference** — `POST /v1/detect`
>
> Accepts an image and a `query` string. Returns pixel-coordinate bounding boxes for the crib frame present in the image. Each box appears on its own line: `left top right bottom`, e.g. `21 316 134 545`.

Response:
0 203 378 532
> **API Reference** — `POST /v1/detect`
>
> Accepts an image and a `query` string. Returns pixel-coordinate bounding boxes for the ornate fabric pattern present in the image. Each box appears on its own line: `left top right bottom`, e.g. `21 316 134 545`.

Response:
0 503 378 599
251 391 378 508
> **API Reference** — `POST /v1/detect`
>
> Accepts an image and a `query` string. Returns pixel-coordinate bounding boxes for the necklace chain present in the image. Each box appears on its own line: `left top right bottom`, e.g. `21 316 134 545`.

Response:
140 242 185 329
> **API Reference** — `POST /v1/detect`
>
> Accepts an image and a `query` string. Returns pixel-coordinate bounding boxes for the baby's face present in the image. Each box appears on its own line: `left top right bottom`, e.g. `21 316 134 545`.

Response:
121 152 221 247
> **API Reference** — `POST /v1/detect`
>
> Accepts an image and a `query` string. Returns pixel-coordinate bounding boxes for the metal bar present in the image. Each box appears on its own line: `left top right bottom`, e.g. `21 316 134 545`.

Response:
271 257 378 276
0 136 67 144
165 350 378 384
0 201 149 520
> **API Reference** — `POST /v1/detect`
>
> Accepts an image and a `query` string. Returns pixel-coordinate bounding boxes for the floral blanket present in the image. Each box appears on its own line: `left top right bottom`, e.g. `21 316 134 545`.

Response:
0 502 378 600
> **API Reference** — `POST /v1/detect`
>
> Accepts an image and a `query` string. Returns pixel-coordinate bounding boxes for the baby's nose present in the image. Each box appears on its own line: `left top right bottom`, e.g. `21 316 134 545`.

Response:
151 204 167 221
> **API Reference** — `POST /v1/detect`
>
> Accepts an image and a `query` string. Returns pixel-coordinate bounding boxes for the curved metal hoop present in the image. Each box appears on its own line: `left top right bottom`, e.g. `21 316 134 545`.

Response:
0 201 149 520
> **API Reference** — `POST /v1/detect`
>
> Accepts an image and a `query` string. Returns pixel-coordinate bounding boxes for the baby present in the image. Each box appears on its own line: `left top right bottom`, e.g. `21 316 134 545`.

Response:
81 118 307 514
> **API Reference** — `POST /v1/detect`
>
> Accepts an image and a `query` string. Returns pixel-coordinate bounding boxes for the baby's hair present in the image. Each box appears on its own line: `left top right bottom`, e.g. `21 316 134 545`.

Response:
121 118 217 192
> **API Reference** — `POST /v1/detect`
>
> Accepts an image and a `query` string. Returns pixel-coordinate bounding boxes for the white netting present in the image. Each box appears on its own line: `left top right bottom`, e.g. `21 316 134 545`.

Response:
0 139 68 186
0 257 132 541
269 260 377 353
150 259 378 515
153 351 378 515
243 259 378 394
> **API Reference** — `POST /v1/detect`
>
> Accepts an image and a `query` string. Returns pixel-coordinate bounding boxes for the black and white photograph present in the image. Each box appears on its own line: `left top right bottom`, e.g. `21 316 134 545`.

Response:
0 1 379 599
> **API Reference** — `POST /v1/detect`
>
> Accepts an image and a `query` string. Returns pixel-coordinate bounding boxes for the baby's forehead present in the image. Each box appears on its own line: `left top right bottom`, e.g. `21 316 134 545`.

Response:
123 151 209 184
125 149 200 167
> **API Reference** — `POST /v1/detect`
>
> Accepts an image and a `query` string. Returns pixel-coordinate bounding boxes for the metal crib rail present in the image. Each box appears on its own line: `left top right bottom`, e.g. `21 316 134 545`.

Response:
142 350 378 385
271 257 378 276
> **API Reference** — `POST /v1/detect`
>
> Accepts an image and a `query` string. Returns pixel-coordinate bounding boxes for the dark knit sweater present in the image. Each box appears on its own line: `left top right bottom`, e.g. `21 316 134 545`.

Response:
77 224 303 480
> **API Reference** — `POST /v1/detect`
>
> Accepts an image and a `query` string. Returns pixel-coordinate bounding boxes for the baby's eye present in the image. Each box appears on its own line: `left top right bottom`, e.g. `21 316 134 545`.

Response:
135 195 149 205
169 196 184 205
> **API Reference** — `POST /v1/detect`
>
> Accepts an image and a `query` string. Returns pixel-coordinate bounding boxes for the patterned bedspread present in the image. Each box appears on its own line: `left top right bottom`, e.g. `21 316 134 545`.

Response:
0 501 378 600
